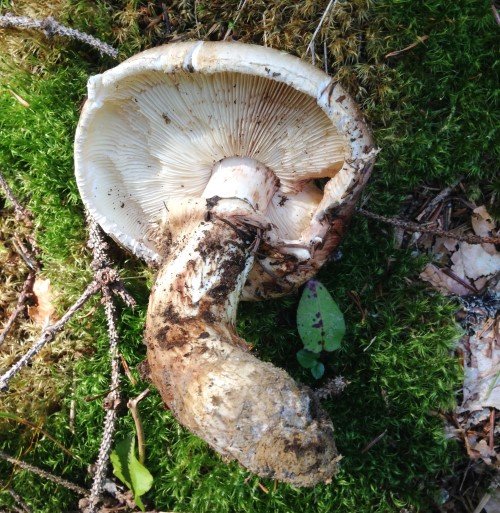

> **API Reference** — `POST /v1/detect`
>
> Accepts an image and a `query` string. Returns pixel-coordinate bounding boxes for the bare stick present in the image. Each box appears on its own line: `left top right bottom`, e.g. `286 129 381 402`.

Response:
0 450 88 496
385 35 429 59
12 236 39 272
357 208 500 245
86 215 134 512
7 489 31 513
323 40 328 73
0 271 35 347
0 171 31 223
361 429 388 453
0 13 118 58
85 288 121 513
415 175 464 221
0 280 100 391
223 0 249 40
88 217 136 309
306 0 339 57
492 1 500 26
127 389 150 464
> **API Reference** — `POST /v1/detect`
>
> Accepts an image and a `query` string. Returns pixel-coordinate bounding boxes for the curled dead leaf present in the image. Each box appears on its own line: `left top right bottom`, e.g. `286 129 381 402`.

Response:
419 263 471 296
27 278 56 327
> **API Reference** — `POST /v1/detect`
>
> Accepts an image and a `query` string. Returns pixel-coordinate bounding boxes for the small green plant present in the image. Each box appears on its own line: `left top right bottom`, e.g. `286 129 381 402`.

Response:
296 279 345 379
110 434 153 511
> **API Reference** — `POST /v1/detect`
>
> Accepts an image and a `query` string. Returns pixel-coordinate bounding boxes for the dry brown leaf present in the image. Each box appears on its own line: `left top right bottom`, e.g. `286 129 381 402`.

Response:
28 278 56 327
451 242 500 283
458 317 500 413
419 263 471 296
472 206 497 238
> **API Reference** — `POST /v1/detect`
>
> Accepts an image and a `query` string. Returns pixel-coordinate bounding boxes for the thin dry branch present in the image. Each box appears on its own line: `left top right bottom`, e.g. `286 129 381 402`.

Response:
7 489 31 513
0 450 88 496
85 289 121 513
85 216 134 513
0 271 35 347
0 173 31 223
415 175 464 221
0 171 41 345
385 35 429 59
222 0 249 40
305 0 339 59
128 388 150 464
0 280 100 391
357 208 500 245
492 1 500 26
0 13 118 58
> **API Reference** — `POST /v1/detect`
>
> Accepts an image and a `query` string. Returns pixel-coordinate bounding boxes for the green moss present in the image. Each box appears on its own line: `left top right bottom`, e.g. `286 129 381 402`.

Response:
1 0 496 511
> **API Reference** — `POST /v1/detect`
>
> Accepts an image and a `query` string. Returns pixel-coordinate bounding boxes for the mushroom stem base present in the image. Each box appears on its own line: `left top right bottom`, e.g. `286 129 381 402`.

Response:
145 202 338 486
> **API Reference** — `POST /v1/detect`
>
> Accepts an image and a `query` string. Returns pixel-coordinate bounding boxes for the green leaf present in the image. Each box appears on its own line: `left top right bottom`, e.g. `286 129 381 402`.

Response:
296 348 320 369
311 362 325 379
110 435 153 511
297 279 345 352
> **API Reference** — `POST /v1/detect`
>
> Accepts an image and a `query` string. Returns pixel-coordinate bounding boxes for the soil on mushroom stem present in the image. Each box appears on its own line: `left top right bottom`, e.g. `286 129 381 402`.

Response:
0 0 498 511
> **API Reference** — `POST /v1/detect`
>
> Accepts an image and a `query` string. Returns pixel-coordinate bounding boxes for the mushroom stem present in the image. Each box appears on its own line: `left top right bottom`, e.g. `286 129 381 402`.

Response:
144 162 339 486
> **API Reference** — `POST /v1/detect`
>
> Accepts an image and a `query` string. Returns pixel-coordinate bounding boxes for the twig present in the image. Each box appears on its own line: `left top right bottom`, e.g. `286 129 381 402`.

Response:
0 172 31 223
0 280 100 391
0 271 35 347
7 489 31 513
0 450 88 496
88 216 136 310
415 175 464 221
85 215 135 513
385 35 429 59
441 267 478 294
161 3 172 34
12 236 39 272
262 12 267 47
127 389 150 464
357 208 500 245
489 408 495 451
85 287 121 513
361 429 388 453
223 0 248 40
194 0 201 39
0 412 77 458
306 0 339 58
472 492 492 513
120 354 137 386
492 1 500 26
0 13 118 58
323 40 328 73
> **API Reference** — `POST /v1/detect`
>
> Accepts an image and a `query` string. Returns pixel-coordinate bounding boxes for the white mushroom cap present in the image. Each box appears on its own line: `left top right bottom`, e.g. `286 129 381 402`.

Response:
75 41 376 296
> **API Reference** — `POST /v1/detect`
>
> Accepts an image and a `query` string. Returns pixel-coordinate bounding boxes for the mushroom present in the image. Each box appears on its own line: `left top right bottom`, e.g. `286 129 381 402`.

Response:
74 41 376 487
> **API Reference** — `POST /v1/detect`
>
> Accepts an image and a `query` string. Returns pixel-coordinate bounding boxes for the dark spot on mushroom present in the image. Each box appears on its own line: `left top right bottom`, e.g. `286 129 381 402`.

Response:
272 72 281 77
211 396 223 406
162 113 171 124
198 332 210 339
278 195 289 207
120 202 125 208
336 95 346 103
205 196 221 210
